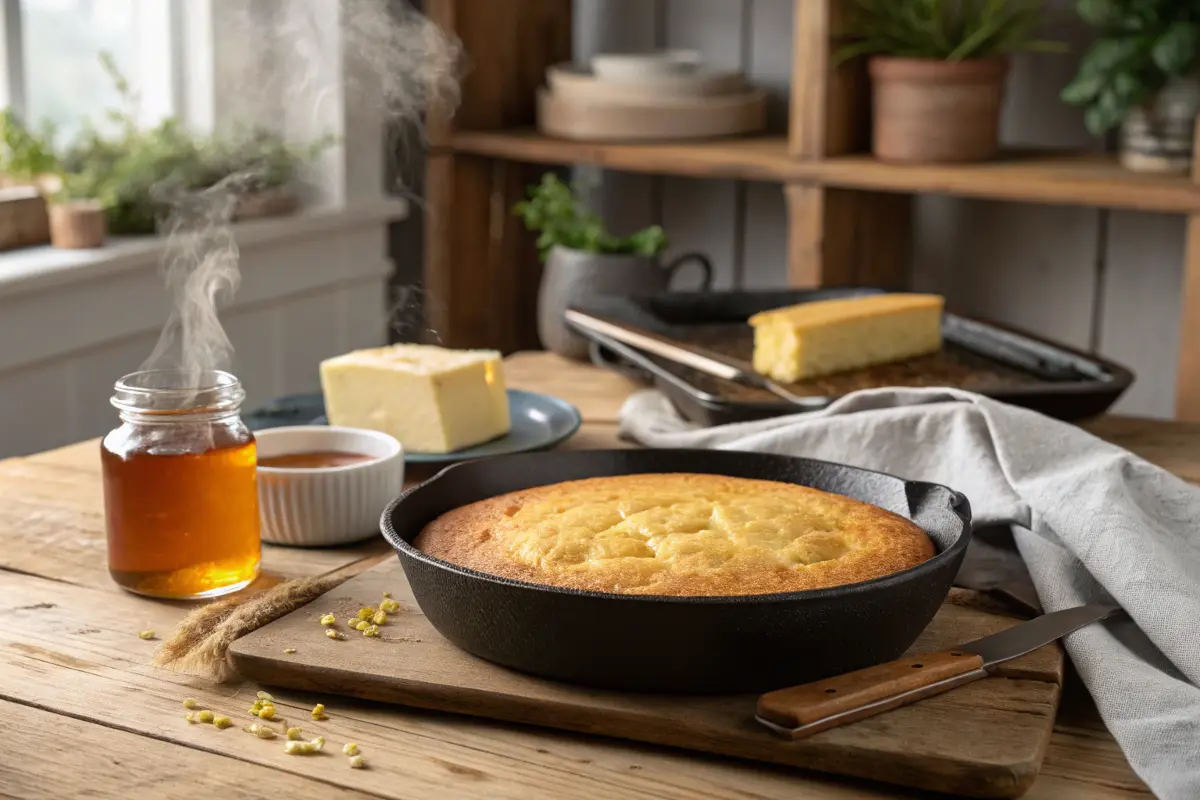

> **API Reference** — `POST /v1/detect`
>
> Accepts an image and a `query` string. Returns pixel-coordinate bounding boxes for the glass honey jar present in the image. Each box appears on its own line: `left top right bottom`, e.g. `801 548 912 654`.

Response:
101 369 261 598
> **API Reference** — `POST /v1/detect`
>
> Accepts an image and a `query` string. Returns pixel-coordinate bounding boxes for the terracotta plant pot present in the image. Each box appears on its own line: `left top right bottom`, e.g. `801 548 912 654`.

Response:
49 201 108 249
869 57 1009 164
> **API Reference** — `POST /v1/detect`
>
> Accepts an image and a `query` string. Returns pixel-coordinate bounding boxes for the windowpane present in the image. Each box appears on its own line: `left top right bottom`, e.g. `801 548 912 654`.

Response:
21 0 173 142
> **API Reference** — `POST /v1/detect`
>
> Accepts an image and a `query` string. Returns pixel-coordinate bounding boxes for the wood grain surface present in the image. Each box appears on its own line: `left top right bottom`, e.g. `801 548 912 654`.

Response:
0 352 1169 799
230 560 1062 799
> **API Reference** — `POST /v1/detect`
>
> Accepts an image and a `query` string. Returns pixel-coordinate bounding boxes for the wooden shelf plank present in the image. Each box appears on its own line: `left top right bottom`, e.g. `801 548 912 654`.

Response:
442 130 795 183
441 129 1200 214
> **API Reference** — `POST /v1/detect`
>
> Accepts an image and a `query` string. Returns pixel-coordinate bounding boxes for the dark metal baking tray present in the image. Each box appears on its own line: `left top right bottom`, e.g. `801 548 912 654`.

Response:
571 287 1134 425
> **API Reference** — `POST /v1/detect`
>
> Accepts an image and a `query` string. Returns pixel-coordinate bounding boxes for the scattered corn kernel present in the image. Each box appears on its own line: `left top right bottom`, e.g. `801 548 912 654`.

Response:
353 620 369 631
185 712 197 724
343 743 360 756
326 629 343 640
286 727 304 740
285 740 316 755
311 736 325 751
259 705 277 720
320 614 336 626
255 726 277 740
213 715 233 729
349 755 366 769
256 691 274 702
380 599 400 613
356 607 375 620
197 710 215 724
183 698 199 710
311 703 327 720
372 610 387 625
346 618 358 627
284 648 297 654
138 630 156 640
363 624 379 637
382 591 392 598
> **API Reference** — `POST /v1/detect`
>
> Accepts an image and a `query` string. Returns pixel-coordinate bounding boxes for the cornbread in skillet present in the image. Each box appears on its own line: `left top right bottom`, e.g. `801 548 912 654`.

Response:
750 294 944 382
414 473 934 596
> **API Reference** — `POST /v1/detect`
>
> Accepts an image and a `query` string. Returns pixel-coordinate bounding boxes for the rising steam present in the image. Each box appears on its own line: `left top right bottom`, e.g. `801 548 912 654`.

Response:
140 0 461 383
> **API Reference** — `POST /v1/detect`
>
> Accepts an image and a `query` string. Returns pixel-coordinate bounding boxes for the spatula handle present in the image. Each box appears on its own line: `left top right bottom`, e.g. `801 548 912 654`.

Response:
756 649 988 740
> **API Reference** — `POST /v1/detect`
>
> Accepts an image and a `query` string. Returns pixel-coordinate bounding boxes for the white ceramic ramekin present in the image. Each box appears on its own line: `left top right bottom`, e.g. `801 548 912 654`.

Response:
254 426 404 546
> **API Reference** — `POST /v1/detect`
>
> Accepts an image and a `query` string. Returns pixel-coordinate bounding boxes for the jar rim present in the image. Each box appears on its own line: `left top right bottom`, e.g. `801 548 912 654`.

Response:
112 368 245 415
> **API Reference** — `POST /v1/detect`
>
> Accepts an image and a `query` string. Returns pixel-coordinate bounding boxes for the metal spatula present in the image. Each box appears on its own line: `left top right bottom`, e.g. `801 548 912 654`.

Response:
564 308 822 408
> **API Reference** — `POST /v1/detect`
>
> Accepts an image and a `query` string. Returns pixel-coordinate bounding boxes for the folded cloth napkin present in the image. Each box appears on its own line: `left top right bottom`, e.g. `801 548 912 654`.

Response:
619 387 1200 800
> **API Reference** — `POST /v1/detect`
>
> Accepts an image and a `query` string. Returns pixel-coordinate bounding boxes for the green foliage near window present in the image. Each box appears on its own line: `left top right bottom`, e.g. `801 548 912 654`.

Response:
51 54 336 233
835 0 1063 63
1062 0 1200 136
0 110 59 184
513 173 667 261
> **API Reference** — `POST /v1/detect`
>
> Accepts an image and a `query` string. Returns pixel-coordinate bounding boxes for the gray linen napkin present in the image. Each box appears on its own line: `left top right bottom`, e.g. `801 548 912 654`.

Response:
618 387 1200 800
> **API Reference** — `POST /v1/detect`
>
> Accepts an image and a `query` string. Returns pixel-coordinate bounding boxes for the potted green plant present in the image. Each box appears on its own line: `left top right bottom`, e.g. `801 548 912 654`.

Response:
1061 0 1200 174
48 171 109 249
838 0 1063 164
514 173 712 359
0 110 58 250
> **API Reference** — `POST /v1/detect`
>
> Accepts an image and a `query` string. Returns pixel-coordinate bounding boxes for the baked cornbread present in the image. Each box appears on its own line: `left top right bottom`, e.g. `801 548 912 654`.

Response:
750 294 944 383
415 474 934 596
319 344 510 453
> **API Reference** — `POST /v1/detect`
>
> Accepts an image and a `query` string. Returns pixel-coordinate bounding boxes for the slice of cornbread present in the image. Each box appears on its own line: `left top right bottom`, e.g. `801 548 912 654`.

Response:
749 294 944 382
319 344 510 453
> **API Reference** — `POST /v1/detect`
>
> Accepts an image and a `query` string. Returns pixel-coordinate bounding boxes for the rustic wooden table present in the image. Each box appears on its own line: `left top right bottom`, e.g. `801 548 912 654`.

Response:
3 351 1184 799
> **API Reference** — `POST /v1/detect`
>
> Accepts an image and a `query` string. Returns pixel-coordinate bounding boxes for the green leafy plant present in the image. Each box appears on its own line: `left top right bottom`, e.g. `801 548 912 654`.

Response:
1062 0 1200 136
513 173 667 260
0 110 60 185
836 0 1064 63
52 52 334 233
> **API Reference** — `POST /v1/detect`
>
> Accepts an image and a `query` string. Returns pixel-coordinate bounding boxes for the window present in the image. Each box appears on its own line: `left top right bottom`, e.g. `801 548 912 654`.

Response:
5 0 176 141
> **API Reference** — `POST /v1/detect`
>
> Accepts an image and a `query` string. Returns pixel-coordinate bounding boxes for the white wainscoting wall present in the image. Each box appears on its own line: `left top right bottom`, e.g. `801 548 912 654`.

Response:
575 0 1184 418
0 201 402 457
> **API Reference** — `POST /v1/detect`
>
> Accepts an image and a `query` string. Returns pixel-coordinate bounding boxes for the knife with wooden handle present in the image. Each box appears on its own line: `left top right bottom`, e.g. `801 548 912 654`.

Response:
756 603 1121 740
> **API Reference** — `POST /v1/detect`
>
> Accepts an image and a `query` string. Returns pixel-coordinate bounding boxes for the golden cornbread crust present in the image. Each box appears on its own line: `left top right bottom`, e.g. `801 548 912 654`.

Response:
414 474 935 597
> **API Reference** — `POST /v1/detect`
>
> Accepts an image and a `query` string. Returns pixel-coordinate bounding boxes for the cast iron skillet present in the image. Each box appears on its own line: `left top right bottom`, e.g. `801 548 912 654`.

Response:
380 449 972 694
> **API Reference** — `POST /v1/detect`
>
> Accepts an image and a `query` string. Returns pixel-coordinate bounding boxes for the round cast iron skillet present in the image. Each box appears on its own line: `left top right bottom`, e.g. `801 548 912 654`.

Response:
380 449 971 694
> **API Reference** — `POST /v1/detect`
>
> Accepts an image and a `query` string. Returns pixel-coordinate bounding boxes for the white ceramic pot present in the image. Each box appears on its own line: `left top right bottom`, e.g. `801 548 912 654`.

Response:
255 426 405 546
590 50 700 83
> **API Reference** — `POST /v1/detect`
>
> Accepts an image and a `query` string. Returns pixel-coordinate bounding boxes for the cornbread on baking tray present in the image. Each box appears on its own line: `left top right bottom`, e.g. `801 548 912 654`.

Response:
749 293 944 383
414 474 934 596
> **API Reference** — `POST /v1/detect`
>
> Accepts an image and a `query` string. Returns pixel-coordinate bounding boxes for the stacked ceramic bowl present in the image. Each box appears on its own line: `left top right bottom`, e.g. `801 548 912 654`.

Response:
538 50 766 142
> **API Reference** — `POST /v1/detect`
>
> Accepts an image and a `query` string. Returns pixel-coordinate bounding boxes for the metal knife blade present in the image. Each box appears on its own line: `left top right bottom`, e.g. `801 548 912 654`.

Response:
957 602 1123 667
756 602 1123 740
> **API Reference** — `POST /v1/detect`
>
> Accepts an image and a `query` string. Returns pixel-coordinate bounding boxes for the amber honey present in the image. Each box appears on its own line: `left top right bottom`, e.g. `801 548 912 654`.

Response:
102 369 261 598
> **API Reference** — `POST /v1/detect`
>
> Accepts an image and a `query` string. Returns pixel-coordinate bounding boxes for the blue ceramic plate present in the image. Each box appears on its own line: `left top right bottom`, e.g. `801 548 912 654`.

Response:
244 389 582 464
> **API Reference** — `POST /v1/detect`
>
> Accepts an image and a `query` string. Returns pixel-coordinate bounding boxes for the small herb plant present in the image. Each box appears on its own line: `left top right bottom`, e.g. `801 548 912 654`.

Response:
836 0 1063 63
514 173 667 261
0 110 60 187
1062 0 1200 136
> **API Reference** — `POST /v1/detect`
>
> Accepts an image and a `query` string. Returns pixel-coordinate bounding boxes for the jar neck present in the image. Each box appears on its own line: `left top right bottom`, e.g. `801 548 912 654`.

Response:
117 408 244 426
111 369 246 419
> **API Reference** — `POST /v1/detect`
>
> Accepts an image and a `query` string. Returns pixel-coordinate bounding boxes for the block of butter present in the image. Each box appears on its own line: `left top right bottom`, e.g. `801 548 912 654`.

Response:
319 344 511 453
749 294 944 382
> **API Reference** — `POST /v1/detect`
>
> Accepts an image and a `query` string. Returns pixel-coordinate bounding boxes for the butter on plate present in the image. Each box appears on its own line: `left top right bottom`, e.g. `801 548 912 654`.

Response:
749 294 944 383
319 344 511 453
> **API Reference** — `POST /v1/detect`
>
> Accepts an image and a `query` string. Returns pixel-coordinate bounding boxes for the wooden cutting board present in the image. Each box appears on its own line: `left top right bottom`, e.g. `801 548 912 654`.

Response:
229 560 1062 799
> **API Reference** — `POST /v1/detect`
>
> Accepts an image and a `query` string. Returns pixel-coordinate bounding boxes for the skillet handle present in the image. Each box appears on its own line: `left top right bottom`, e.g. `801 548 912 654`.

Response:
755 649 987 740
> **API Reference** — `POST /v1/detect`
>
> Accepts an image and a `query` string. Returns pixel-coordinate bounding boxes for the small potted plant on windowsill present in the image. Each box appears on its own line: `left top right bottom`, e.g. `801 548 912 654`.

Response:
514 173 712 360
838 0 1063 164
47 171 109 249
1062 0 1200 174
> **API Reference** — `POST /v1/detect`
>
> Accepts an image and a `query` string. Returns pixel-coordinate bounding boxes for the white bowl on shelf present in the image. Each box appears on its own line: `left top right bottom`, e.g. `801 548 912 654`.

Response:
255 425 404 547
548 63 746 102
590 50 701 82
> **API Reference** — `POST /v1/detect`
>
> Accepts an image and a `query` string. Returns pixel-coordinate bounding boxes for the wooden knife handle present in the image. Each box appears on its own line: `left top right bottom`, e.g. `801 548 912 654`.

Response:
756 649 988 740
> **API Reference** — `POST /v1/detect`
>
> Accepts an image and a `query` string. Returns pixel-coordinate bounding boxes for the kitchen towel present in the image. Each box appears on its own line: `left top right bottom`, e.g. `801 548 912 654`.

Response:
619 387 1200 800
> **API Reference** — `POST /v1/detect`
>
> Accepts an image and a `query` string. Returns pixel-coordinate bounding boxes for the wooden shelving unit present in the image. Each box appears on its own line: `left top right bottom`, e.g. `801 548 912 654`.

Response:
425 0 1200 419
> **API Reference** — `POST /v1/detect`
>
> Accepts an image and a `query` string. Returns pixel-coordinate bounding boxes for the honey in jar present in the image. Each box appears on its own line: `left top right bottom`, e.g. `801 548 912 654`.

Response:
101 369 261 598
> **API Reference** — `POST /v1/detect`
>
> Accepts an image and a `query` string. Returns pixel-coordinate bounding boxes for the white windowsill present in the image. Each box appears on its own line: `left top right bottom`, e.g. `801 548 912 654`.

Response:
0 195 410 301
